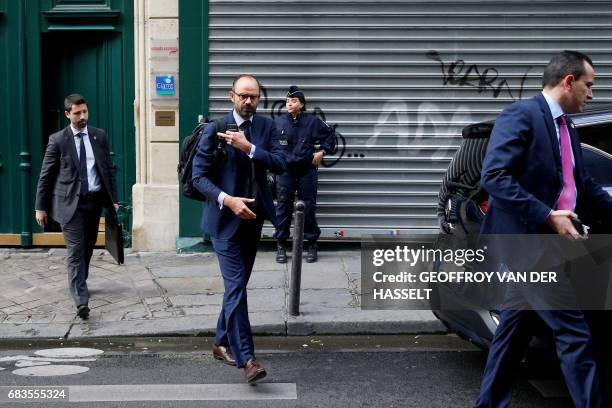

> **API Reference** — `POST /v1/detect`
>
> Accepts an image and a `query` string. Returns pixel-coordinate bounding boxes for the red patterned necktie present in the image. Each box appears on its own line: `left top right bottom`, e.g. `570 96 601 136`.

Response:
555 115 576 210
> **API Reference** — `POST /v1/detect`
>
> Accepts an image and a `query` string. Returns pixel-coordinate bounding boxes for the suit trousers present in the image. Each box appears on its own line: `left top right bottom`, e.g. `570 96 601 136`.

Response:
61 193 103 307
211 216 264 368
275 166 320 243
475 309 602 408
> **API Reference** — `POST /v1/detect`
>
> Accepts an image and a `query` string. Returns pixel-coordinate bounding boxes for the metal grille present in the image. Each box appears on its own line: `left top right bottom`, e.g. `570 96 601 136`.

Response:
207 0 612 240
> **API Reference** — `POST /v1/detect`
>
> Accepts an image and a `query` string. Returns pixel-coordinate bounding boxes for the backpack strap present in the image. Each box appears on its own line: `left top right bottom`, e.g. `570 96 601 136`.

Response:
213 118 227 134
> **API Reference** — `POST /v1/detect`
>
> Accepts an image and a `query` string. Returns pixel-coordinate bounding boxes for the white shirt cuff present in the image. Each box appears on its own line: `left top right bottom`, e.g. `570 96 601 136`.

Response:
249 144 256 158
217 191 228 209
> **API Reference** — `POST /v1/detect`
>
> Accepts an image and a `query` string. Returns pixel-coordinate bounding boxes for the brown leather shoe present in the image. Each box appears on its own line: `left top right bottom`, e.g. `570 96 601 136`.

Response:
244 359 267 384
212 344 236 366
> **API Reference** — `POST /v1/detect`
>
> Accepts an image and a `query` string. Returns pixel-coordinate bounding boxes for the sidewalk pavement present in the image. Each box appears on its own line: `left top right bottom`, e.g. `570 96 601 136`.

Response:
0 248 445 340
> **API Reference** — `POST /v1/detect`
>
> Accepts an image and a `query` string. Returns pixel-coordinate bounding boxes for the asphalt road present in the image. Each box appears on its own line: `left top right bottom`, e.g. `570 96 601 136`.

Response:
0 335 577 408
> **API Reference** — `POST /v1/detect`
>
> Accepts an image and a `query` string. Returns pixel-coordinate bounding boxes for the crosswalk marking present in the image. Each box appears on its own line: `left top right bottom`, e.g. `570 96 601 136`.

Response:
68 383 297 402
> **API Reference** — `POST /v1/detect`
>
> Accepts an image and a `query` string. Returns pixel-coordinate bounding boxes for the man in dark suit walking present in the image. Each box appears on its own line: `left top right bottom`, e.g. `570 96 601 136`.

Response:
192 74 286 383
475 51 612 407
35 94 118 320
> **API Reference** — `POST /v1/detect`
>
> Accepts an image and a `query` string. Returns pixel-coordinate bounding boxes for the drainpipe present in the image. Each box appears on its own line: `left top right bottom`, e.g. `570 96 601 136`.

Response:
134 0 146 185
18 0 32 247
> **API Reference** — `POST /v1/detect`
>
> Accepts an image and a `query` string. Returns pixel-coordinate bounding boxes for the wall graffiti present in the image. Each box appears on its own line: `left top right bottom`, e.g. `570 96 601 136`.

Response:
256 52 532 169
426 50 533 101
370 100 472 160
310 107 346 168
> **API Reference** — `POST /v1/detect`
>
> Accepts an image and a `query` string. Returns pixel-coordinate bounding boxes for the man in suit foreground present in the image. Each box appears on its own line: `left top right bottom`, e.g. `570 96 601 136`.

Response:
35 94 118 320
192 75 286 383
475 51 612 407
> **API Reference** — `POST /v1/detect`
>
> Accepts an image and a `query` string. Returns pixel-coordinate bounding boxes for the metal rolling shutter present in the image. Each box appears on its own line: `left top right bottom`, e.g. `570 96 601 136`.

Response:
207 0 612 240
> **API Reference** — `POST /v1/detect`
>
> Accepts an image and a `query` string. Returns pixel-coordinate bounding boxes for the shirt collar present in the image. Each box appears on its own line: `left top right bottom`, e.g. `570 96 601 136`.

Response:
541 90 565 120
70 126 89 137
288 112 301 122
232 110 253 128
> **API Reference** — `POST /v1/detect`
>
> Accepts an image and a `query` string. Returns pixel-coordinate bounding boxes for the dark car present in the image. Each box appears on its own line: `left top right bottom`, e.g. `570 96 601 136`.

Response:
433 106 612 402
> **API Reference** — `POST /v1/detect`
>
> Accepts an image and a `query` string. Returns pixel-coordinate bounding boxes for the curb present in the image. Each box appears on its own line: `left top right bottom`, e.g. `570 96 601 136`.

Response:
0 320 446 341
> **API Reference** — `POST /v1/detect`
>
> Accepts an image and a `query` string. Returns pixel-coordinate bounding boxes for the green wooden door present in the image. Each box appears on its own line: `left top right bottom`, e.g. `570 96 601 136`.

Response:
39 31 129 234
0 0 22 242
0 0 134 246
0 3 8 234
178 0 209 244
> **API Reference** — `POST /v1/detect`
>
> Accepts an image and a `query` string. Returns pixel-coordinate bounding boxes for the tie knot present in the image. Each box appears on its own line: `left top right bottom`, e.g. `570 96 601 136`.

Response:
557 115 567 126
240 120 252 131
76 132 85 138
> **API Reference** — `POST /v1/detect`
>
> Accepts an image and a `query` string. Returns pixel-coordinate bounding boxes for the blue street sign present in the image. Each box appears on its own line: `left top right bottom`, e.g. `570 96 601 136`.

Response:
155 75 175 96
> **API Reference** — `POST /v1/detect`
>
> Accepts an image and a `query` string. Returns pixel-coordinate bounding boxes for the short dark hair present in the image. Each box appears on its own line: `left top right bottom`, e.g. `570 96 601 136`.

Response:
231 74 261 92
286 85 307 111
64 94 88 112
542 51 594 88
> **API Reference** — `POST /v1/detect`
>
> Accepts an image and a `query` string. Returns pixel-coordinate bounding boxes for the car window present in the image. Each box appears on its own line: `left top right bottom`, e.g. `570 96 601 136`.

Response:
578 122 612 155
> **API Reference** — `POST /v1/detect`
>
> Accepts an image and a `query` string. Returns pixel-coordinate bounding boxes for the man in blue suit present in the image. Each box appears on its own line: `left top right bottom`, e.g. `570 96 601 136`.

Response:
475 51 612 407
192 74 286 383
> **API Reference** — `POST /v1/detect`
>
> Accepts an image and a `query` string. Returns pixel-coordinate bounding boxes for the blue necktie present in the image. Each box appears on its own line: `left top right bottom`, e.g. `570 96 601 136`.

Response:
240 120 252 142
77 133 89 195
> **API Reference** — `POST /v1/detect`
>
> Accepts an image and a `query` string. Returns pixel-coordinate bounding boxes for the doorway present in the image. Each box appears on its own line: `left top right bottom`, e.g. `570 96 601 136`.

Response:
37 31 128 240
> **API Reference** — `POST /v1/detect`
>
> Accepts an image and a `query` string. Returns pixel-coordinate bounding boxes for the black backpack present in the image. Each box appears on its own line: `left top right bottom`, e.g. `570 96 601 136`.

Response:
178 118 227 201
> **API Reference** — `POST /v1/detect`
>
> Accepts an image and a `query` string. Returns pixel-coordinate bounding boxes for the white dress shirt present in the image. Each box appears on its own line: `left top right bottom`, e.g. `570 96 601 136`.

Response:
71 126 101 193
217 110 257 208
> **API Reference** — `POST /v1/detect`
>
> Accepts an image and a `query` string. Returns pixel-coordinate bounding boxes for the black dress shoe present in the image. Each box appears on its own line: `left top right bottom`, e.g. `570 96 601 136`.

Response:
244 359 267 383
306 242 318 263
77 305 90 319
212 344 236 366
276 242 287 264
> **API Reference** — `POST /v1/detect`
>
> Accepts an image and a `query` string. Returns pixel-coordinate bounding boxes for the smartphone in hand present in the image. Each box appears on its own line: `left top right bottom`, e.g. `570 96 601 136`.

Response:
571 218 590 236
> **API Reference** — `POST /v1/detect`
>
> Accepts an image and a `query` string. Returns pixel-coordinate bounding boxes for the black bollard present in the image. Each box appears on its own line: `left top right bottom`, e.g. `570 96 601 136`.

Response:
289 200 305 316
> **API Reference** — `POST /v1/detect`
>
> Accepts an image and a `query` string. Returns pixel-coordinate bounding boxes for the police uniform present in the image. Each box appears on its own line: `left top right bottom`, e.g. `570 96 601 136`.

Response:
274 103 334 263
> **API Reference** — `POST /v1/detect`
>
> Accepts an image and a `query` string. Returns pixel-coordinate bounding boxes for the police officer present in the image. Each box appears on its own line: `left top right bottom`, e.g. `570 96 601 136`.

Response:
274 86 335 263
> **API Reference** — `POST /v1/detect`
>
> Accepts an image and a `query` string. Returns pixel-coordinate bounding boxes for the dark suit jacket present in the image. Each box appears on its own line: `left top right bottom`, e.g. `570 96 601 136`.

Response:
192 112 286 240
35 126 117 225
481 93 612 236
